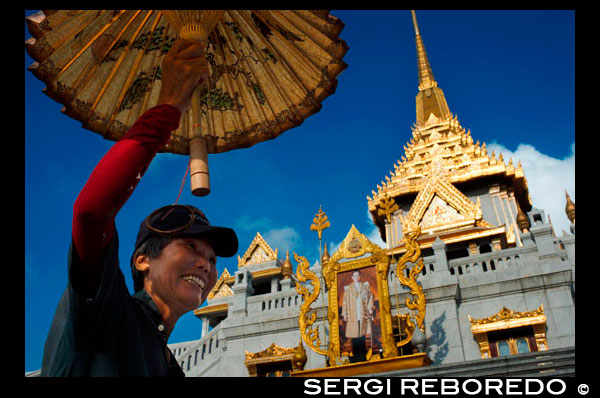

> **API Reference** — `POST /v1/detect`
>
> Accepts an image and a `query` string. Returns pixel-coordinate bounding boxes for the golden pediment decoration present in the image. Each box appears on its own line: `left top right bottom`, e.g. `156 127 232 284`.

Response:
468 304 546 331
421 195 464 228
238 232 278 267
331 224 381 261
207 268 233 300
245 343 296 360
244 341 307 376
400 153 483 235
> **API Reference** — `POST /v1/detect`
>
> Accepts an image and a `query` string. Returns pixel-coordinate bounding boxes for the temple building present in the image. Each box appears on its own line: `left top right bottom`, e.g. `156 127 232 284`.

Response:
26 11 573 378
166 11 575 377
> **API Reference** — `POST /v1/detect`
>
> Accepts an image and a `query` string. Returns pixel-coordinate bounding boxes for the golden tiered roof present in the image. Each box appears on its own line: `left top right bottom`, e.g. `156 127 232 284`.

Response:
367 114 531 221
367 11 532 244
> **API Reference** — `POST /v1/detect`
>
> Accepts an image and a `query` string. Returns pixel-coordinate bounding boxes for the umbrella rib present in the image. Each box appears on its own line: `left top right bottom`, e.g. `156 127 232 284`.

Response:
266 11 323 83
68 10 151 115
253 11 319 99
208 16 245 138
135 13 169 123
278 10 340 63
236 10 293 113
57 10 128 79
89 10 145 116
218 12 267 133
110 10 160 124
228 12 276 126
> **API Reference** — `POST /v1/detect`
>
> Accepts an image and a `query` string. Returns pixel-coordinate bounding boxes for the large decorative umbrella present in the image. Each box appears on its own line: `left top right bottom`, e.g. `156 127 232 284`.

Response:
25 10 347 196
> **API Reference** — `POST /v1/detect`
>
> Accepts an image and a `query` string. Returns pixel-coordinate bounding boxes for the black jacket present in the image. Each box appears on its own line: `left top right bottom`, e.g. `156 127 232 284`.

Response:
41 232 184 377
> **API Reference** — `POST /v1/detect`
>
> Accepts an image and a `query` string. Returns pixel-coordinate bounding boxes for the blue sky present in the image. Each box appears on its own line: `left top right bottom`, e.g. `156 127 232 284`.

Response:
25 10 574 372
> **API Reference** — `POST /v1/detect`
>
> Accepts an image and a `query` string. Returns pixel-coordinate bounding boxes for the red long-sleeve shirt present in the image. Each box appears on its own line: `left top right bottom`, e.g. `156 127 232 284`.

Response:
71 105 181 296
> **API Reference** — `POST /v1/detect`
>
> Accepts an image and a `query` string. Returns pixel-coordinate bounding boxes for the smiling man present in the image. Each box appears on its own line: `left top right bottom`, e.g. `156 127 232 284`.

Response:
40 39 238 377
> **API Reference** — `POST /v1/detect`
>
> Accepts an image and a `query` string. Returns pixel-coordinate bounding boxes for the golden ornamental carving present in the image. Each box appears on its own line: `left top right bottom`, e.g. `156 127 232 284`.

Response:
394 227 426 347
244 341 307 376
399 154 483 235
294 252 329 358
421 195 464 228
468 305 545 328
207 268 232 300
238 232 278 267
245 343 296 360
565 191 575 223
377 195 399 224
310 205 330 241
295 224 426 367
213 282 233 298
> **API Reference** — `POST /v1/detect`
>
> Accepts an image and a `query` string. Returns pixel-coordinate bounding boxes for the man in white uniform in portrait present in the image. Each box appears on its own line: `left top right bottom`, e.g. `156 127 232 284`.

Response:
342 270 375 362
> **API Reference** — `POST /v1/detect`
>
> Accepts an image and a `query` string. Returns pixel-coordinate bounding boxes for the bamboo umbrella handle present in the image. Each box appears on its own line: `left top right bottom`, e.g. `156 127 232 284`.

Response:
182 33 210 197
166 11 226 196
189 88 210 197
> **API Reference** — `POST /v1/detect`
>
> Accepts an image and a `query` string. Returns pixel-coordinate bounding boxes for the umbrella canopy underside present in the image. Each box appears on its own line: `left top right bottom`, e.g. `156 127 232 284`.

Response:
26 10 348 155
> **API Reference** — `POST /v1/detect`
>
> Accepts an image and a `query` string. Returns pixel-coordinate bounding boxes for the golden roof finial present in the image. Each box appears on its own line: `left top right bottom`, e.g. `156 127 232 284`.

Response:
281 250 292 279
321 242 330 264
516 201 530 233
565 191 575 223
292 338 308 371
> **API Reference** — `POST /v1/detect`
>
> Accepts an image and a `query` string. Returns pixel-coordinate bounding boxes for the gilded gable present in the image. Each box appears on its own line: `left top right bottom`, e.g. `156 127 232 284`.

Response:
238 232 279 267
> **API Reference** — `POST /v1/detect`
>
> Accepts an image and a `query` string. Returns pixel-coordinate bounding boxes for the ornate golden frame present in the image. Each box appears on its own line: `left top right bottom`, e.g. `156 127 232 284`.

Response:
296 223 427 369
296 225 397 365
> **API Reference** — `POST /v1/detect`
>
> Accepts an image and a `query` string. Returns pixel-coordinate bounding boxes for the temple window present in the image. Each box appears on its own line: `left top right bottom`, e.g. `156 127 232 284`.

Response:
468 305 548 359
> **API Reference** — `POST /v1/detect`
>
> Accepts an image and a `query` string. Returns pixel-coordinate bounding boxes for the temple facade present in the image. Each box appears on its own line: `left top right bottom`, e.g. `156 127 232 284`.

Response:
166 11 575 377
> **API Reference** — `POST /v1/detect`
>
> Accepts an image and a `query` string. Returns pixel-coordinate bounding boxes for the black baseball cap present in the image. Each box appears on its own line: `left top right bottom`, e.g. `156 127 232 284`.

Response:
134 204 238 257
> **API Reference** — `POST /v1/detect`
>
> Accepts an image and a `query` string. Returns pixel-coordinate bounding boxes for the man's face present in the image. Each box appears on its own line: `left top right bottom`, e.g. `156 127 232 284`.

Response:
143 237 217 315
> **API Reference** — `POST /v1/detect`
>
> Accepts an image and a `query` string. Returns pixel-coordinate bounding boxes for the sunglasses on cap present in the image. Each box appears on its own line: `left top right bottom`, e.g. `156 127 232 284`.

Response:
138 204 238 257
145 204 209 235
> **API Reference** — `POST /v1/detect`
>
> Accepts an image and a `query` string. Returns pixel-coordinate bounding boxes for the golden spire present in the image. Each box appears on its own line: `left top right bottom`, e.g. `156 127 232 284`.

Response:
565 191 575 224
411 10 451 126
412 10 436 91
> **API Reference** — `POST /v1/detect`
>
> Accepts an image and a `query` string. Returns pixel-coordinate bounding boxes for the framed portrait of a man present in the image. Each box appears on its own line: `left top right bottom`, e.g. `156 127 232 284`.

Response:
337 266 382 362
320 225 398 365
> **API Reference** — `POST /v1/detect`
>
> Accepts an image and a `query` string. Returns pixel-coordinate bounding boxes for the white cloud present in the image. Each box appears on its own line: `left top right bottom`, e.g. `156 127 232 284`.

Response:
365 210 387 249
263 226 302 254
327 240 342 257
233 215 275 233
487 142 575 236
